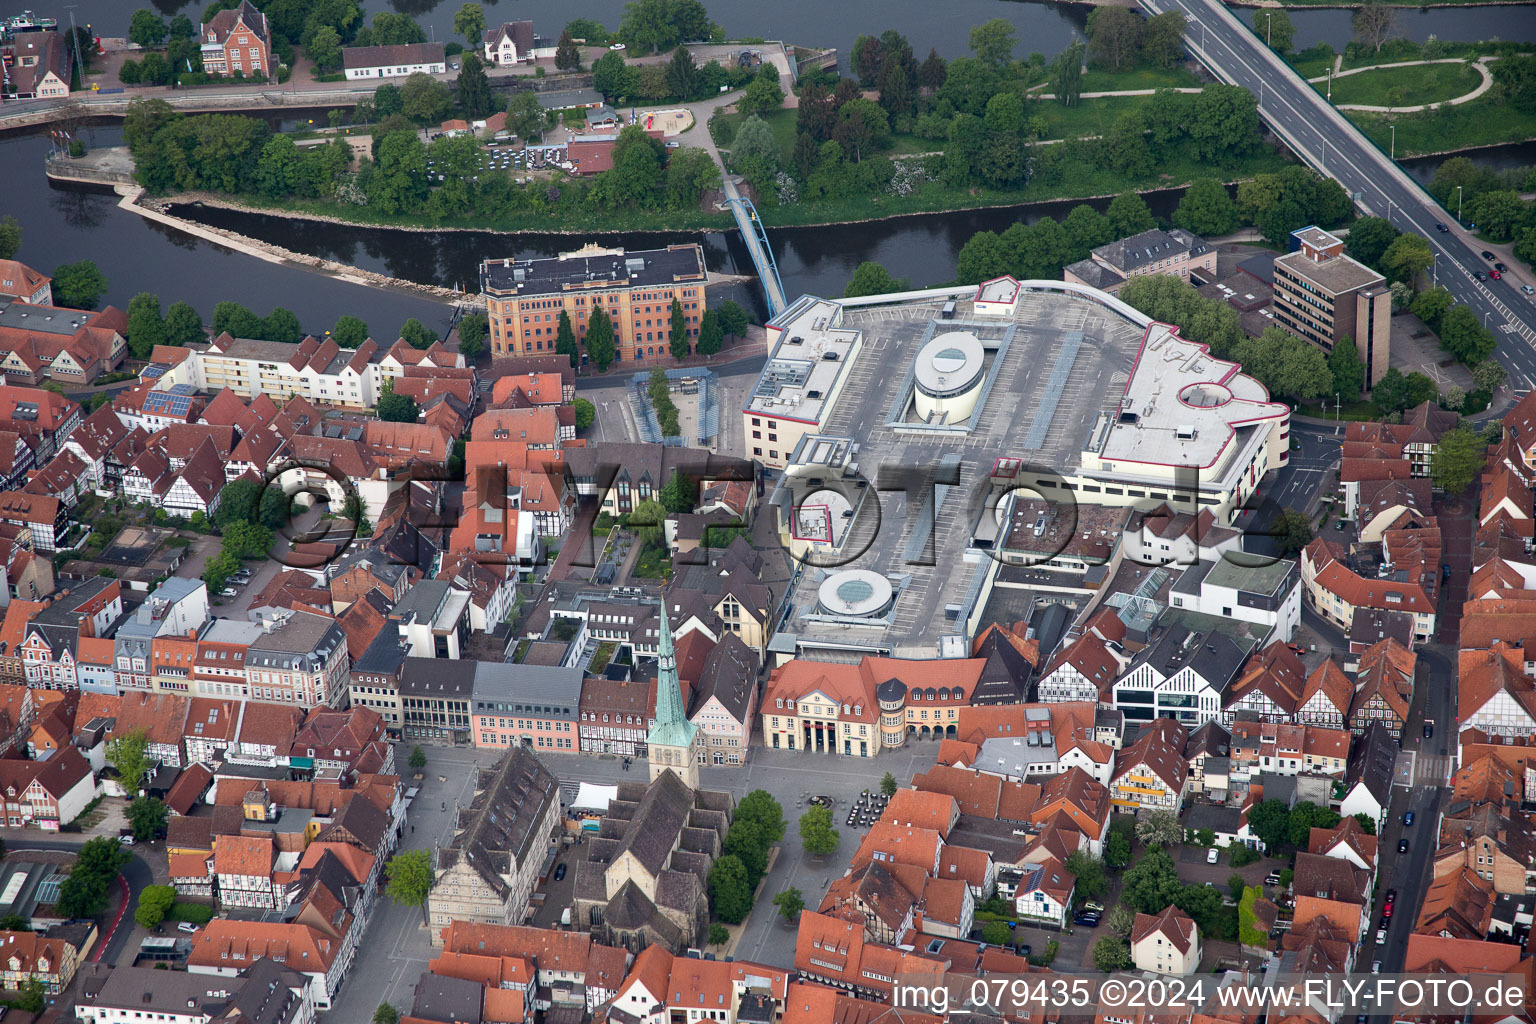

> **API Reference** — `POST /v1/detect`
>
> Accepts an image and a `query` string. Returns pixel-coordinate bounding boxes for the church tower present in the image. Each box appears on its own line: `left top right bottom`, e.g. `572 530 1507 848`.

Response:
646 601 702 789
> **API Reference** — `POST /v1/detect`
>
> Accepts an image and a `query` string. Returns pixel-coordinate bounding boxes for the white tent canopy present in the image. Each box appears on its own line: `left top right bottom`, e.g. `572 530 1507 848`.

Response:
571 782 619 813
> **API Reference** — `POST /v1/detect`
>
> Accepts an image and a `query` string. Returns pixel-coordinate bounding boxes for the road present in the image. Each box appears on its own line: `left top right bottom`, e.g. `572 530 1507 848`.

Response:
1139 0 1536 386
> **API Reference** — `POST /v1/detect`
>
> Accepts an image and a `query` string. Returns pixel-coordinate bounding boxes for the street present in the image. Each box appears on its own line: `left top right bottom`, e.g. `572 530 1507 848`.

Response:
1141 0 1536 386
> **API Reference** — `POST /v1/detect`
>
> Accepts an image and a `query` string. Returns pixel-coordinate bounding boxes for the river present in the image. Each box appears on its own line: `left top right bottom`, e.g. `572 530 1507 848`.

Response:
58 0 1536 72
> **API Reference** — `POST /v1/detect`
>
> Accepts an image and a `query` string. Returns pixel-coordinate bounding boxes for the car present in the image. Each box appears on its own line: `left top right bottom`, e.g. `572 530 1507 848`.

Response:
1372 961 1382 974
118 834 134 845
666 141 680 148
1206 847 1220 863
448 61 460 69
1483 251 1497 261
220 588 238 598
1287 643 1307 656
1522 284 1535 295
1398 838 1409 853
1435 222 1449 232
1496 262 1508 272
1382 903 1393 920
1081 901 1105 913
1403 811 1415 826
1385 889 1397 904
1016 944 1033 958
1073 912 1101 927
1493 270 1503 279
554 863 567 881
178 922 198 934
1376 928 1388 944
1264 873 1282 886
609 42 626 49
1476 271 1488 281
1424 721 1434 738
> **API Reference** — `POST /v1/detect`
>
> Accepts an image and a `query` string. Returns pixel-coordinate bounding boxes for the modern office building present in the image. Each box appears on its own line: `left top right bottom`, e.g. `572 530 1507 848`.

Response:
1272 226 1391 389
481 244 708 363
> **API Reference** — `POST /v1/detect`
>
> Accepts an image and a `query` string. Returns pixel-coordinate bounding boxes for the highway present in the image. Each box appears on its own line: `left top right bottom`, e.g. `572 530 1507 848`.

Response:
1138 0 1536 387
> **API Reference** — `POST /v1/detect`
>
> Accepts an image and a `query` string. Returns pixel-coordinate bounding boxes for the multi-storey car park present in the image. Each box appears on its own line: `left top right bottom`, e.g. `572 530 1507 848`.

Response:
744 278 1291 666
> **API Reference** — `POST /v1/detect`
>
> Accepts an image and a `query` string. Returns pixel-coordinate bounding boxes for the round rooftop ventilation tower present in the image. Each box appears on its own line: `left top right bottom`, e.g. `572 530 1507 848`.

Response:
913 331 985 422
817 569 895 618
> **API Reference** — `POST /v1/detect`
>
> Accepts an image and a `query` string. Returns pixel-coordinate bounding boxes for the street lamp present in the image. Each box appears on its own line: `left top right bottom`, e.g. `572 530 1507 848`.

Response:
1335 393 1341 435
1456 185 1464 223
1265 11 1273 48
1326 64 1334 102
1389 123 1395 162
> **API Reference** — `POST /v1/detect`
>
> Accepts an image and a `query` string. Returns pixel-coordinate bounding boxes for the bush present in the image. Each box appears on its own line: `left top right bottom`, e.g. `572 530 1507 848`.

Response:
165 901 215 924
1230 845 1260 867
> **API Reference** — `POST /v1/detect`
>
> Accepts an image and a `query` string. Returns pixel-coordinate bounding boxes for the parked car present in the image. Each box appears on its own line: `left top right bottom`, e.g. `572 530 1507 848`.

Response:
1287 643 1306 656
1382 903 1393 920
609 42 626 49
1522 284 1534 295
1372 961 1382 973
1398 838 1409 853
554 863 567 881
1081 901 1105 913
117 835 134 845
1476 271 1488 281
1495 262 1508 272
1016 944 1032 958
1073 912 1101 927
1376 928 1388 944
1207 848 1219 864
1483 251 1497 260
178 922 198 934
1493 270 1503 279
1385 889 1397 904
1264 873 1282 886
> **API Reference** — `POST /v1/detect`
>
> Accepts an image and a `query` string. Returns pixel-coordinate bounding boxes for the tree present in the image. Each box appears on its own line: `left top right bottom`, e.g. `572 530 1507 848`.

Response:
707 922 729 945
507 90 545 143
982 919 1012 946
456 313 488 359
453 3 485 46
1352 0 1396 54
1104 819 1133 868
407 745 428 771
1093 937 1132 972
773 887 804 923
1107 903 1136 938
134 884 177 928
1372 368 1439 415
212 301 263 339
1134 810 1183 848
1353 813 1378 835
919 48 947 90
574 398 596 431
1173 178 1237 237
373 1006 401 1024
401 72 453 124
1270 509 1313 557
308 25 342 71
555 30 582 71
740 73 785 116
1410 287 1454 330
1287 802 1341 847
881 772 898 798
0 216 18 261
1246 799 1292 852
799 805 840 857
665 46 699 101
586 306 617 371
1087 7 1145 72
1063 205 1113 260
1257 8 1295 52
360 11 427 47
592 50 635 102
126 797 169 845
1474 360 1508 394
724 818 770 884
1439 305 1496 365
1143 12 1186 69
969 18 1017 68
385 849 433 924
844 261 909 298
1053 40 1085 107
57 837 130 919
400 317 438 349
1065 849 1108 899
125 292 166 361
456 54 495 119
1465 190 1528 242
1103 111 1153 178
257 483 291 531
262 307 302 344
52 259 107 310
1329 334 1366 399
1381 233 1433 285
1344 216 1400 271
1121 847 1182 913
708 854 753 923
1188 84 1260 163
107 729 153 794
696 309 724 356
130 8 169 47
730 115 779 179
376 390 419 422
1432 427 1488 495
667 297 689 359
332 315 370 348
717 301 750 338
1106 192 1156 238
221 520 274 559
737 790 786 843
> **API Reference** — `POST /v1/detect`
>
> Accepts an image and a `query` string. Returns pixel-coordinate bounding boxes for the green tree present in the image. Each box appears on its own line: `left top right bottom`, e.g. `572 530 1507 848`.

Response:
549 310 580 368
881 772 898 798
555 30 582 71
221 520 274 559
585 305 617 371
982 919 1012 946
456 54 495 119
373 1006 401 1024
708 854 753 923
773 887 804 923
574 397 596 430
657 467 695 515
666 46 698 100
740 73 785 116
1053 40 1085 107
1287 802 1341 847
730 114 780 178
360 11 427 47
1173 178 1237 237
107 729 153 794
212 301 262 339
1087 6 1145 72
1409 286 1454 330
1465 190 1528 242
127 797 169 842
669 297 690 358
308 25 343 72
126 292 166 361
707 922 729 944
1256 9 1295 52
1372 367 1440 415
332 315 370 348
1344 216 1399 271
1104 818 1133 868
1121 847 1182 913
1432 427 1488 495
1381 233 1434 284
401 72 453 124
0 216 19 261
507 90 545 143
1354 813 1378 836
1107 902 1136 937
133 884 177 928
409 746 428 771
457 313 488 359
399 317 438 349
453 3 486 45
1246 799 1292 852
57 837 131 919
592 50 635 102
799 805 840 857
1188 84 1260 163
1143 12 1186 68
385 849 433 924
1134 810 1183 848
1269 508 1313 557
723 818 770 885
263 307 303 344
1093 937 1132 972
1439 305 1496 365
1474 360 1508 394
844 261 909 298
1103 111 1154 178
1329 334 1366 399
969 18 1017 68
1106 192 1156 238
374 390 419 423
696 309 724 356
1065 849 1108 899
717 300 750 337
130 9 169 47
52 259 107 310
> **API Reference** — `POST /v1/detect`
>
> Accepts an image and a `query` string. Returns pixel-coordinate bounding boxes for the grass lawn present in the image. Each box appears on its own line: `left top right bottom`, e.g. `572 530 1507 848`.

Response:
1346 96 1536 157
632 538 670 579
1287 53 1336 81
1035 95 1154 140
1079 65 1201 94
1317 61 1481 108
